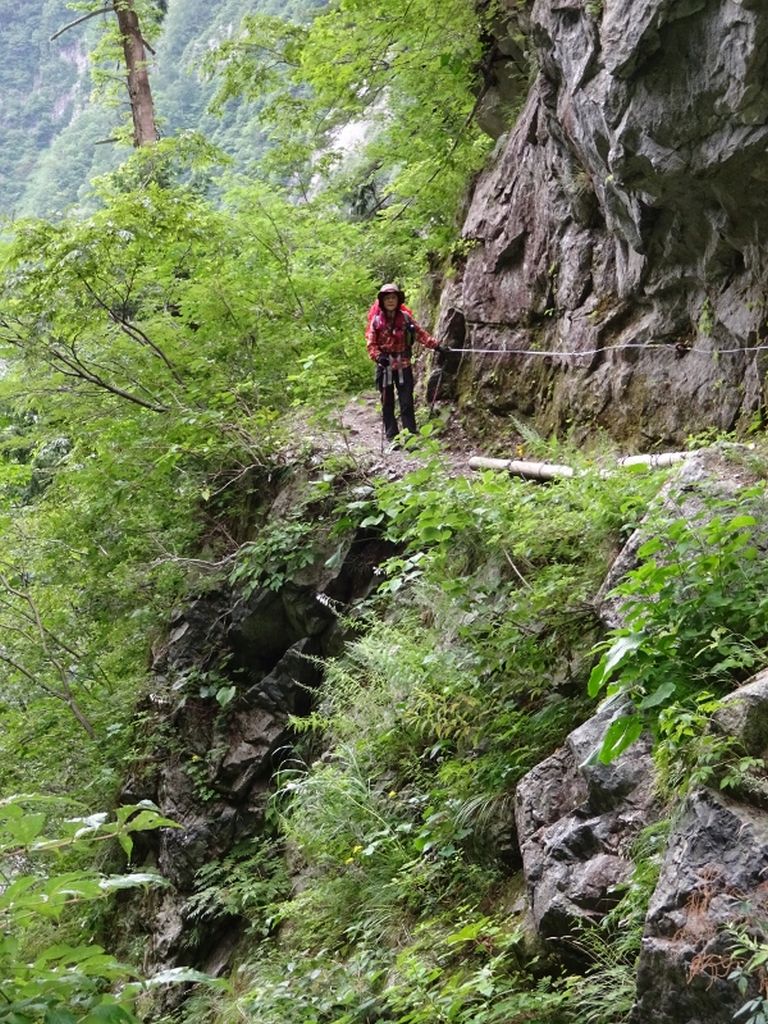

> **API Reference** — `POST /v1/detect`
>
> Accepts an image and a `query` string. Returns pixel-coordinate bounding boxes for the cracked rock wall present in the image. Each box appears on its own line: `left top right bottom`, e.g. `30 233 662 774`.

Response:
441 0 768 446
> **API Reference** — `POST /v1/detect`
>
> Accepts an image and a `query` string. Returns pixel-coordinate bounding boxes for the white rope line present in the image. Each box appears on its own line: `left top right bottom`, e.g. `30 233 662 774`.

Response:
448 342 768 358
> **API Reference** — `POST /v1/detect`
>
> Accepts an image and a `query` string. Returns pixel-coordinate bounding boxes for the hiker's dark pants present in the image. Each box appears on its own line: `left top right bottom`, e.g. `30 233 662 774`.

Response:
377 365 416 440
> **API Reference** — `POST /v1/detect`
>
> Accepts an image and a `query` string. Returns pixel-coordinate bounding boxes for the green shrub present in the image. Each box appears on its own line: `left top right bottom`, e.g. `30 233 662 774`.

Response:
589 486 768 762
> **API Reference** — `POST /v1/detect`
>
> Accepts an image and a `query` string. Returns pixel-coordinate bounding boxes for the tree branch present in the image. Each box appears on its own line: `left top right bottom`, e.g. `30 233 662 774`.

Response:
50 7 112 42
389 84 489 223
77 274 185 383
47 343 169 413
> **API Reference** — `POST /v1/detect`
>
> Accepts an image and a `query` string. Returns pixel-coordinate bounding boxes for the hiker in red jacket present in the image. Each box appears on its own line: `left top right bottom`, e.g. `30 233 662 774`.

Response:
366 283 447 444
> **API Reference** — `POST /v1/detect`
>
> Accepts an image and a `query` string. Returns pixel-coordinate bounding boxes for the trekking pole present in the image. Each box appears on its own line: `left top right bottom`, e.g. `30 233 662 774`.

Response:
379 364 392 454
428 347 446 419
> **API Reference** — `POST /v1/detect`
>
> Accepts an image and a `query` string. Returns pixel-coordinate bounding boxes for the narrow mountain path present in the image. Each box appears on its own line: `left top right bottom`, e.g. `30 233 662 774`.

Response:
334 390 477 479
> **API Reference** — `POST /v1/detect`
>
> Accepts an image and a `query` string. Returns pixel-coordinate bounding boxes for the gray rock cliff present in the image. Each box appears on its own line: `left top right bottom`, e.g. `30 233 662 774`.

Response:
441 0 768 446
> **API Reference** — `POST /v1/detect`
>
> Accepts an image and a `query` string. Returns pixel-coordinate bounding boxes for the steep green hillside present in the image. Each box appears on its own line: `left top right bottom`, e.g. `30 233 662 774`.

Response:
0 0 87 214
1 0 321 218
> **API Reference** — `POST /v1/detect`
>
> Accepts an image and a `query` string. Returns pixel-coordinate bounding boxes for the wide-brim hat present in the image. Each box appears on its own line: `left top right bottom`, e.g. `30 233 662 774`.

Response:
378 282 405 305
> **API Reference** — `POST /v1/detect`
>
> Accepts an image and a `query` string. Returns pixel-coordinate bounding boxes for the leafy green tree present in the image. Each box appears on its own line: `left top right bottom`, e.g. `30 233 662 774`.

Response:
0 138 375 796
205 0 491 261
51 1 164 147
2 1 313 218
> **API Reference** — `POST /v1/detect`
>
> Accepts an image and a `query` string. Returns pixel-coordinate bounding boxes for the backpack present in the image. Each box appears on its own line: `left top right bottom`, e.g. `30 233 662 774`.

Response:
367 302 416 354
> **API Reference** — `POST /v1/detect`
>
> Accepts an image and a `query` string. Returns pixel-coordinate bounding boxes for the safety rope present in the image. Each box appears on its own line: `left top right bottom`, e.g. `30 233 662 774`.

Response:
446 342 768 359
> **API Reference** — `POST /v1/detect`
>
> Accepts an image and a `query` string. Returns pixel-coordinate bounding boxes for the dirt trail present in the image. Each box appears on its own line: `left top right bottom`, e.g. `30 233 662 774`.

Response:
334 390 476 480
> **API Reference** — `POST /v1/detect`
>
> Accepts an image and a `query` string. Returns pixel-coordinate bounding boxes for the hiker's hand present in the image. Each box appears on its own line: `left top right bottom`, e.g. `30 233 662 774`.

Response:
377 354 390 367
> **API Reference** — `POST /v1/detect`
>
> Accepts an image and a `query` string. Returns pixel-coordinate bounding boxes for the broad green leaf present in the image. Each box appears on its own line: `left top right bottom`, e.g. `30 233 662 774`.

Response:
588 634 643 697
637 681 677 710
7 813 46 846
44 1010 77 1024
215 685 237 708
445 921 486 944
81 1005 137 1024
727 515 757 530
597 716 643 764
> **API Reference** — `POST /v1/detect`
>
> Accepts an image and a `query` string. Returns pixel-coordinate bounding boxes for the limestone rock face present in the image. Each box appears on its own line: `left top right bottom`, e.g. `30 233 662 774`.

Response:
630 669 768 1022
120 523 389 981
442 0 768 446
713 668 768 758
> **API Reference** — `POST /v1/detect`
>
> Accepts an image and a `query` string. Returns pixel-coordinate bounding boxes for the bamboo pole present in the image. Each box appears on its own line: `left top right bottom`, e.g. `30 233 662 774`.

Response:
615 451 689 468
468 457 575 479
468 450 692 480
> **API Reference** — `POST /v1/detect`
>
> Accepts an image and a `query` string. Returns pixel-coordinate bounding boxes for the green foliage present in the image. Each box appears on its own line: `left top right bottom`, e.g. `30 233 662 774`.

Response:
205 0 492 262
588 486 768 761
653 693 765 801
0 0 93 215
697 296 714 337
1 1 318 218
724 925 768 1024
230 519 316 593
0 796 177 1023
185 451 661 1024
0 140 375 802
187 837 289 935
197 910 568 1024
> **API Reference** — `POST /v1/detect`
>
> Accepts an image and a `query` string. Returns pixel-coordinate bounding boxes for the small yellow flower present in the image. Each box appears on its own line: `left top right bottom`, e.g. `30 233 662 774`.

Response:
388 790 398 798
351 844 363 854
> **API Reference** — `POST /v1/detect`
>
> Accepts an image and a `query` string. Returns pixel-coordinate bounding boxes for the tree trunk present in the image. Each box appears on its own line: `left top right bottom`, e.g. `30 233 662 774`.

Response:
113 1 158 147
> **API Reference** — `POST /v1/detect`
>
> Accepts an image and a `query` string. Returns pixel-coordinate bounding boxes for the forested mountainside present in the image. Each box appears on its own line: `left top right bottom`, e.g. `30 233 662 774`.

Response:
3 3 768 1024
0 0 319 218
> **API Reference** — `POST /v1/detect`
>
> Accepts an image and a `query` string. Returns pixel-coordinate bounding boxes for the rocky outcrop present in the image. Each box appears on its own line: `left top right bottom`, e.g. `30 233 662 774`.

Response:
595 443 763 627
713 668 768 759
632 783 768 1024
474 2 532 140
514 445 768 1015
515 697 660 957
121 521 393 979
441 0 768 446
516 665 768 1020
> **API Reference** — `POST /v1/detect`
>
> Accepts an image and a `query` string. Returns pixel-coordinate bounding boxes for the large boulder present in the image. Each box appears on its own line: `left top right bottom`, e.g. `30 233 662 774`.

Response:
631 670 768 1022
713 668 768 759
516 698 660 954
631 787 768 1024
